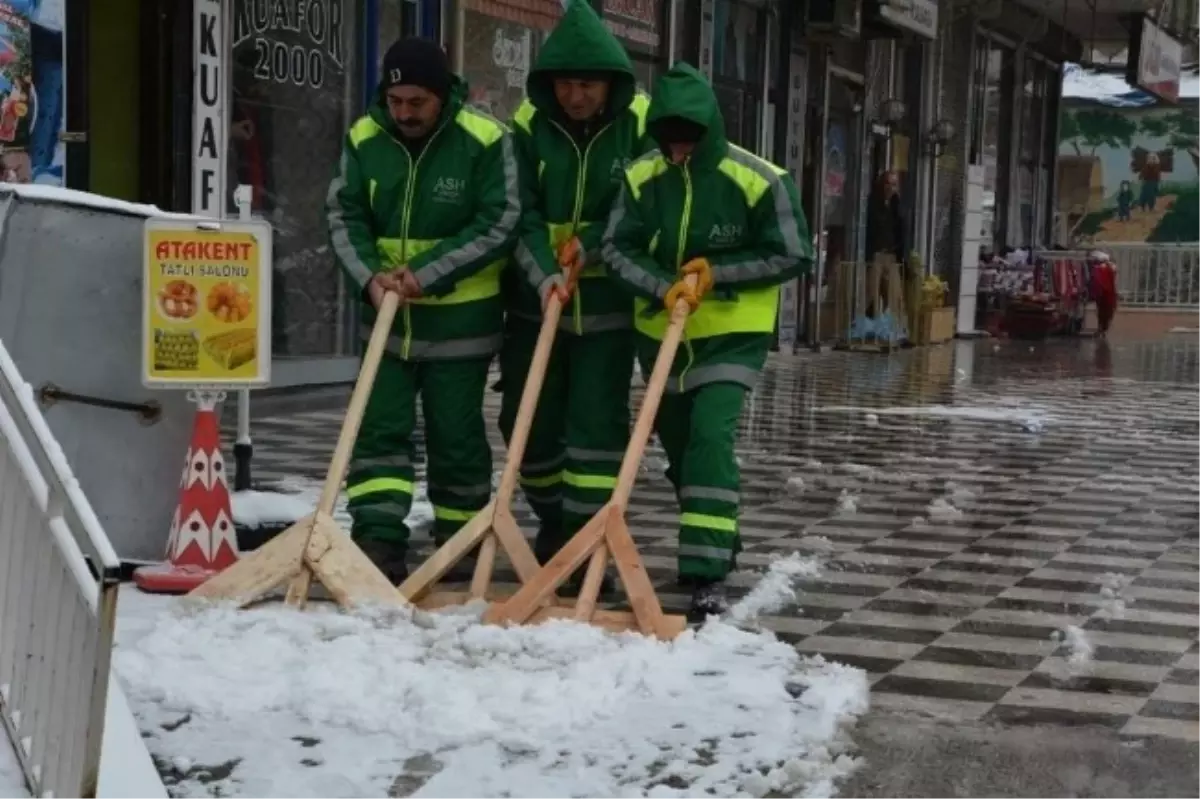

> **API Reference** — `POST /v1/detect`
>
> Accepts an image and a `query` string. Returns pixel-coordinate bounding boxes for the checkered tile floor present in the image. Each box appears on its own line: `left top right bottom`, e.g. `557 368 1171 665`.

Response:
234 338 1199 741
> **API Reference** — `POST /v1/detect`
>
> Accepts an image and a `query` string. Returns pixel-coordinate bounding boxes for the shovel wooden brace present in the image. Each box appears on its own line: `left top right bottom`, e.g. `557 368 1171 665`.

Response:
482 274 701 640
189 290 408 609
397 260 584 608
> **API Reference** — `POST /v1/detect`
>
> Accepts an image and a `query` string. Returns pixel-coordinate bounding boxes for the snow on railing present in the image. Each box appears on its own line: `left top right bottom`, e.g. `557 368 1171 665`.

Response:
0 336 122 797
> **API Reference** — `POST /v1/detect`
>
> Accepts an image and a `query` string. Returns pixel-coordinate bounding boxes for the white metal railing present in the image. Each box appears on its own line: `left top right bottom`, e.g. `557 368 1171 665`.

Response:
0 338 122 798
1104 244 1200 309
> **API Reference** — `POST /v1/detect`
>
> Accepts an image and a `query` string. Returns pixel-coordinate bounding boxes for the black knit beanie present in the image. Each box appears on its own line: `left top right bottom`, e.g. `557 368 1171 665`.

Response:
380 37 451 99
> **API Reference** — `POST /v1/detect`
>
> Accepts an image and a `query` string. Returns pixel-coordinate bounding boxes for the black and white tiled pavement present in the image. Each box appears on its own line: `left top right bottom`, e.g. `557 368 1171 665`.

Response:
235 338 1199 741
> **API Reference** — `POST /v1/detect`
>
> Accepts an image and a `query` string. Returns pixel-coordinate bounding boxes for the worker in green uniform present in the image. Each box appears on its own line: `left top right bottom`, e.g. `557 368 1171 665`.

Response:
602 63 814 620
500 0 650 587
325 37 521 583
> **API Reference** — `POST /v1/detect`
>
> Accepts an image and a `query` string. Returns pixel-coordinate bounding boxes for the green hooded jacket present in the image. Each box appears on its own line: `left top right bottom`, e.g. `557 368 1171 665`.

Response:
602 63 814 393
507 0 652 335
326 74 521 361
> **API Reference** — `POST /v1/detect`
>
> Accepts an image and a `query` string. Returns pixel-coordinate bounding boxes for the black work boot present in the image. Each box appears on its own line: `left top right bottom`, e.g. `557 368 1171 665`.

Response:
356 538 409 585
685 579 729 624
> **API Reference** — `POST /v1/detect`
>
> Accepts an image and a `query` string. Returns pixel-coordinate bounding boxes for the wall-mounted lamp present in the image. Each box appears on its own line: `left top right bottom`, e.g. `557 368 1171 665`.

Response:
873 98 907 138
926 119 956 157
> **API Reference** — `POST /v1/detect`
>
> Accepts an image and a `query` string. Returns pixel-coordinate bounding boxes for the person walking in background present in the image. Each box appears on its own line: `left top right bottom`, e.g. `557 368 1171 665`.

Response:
325 37 521 583
500 0 651 591
1090 250 1118 338
602 63 813 620
864 170 906 322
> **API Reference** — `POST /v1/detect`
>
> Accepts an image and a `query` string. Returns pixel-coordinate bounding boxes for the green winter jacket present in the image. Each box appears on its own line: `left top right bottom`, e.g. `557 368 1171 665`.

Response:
602 63 814 393
326 75 520 361
507 0 651 335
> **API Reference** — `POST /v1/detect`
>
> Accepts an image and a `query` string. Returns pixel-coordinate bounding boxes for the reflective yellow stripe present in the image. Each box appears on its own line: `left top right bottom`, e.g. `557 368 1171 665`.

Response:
520 471 563 488
349 116 383 147
456 107 506 145
513 99 536 134
368 178 378 209
680 512 737 533
630 92 650 139
634 286 780 340
627 156 669 201
563 471 618 490
377 238 502 305
433 505 475 522
346 476 415 499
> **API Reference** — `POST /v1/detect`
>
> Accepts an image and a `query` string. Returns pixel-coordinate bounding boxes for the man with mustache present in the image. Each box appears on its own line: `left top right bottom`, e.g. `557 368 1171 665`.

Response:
326 37 521 582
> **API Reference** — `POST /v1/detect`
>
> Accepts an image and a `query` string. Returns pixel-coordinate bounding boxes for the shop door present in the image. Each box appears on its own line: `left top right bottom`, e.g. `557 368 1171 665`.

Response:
803 68 863 346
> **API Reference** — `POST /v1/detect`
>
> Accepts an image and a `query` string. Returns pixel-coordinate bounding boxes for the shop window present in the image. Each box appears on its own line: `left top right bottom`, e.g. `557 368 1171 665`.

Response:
229 0 361 357
710 0 764 150
462 10 536 122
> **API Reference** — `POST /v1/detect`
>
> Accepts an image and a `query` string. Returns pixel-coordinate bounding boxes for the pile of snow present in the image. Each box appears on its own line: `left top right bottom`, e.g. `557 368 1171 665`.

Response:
1098 573 1134 620
836 490 859 515
728 554 823 625
114 559 868 798
1052 625 1094 675
0 738 27 798
926 498 964 524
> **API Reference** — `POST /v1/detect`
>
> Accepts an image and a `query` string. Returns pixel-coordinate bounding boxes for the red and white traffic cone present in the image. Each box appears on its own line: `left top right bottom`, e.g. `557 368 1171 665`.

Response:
134 393 241 593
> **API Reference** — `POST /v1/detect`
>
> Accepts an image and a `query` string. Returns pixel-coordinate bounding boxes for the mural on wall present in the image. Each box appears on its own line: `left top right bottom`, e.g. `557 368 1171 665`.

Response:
0 0 64 185
1057 104 1199 243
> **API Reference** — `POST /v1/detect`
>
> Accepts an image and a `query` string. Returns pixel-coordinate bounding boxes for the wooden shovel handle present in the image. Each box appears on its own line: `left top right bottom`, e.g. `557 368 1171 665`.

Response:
610 273 699 507
495 289 567 504
317 289 400 515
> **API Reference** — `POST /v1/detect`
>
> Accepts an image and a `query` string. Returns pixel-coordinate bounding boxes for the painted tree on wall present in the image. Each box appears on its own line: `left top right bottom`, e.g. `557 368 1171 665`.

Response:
1060 108 1139 155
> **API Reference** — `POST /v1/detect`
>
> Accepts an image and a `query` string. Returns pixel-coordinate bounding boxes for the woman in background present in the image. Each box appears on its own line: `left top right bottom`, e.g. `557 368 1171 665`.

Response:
1089 250 1118 337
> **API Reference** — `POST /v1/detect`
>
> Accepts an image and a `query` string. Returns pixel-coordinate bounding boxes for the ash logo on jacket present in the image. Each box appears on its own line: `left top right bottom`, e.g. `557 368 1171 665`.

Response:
708 223 743 246
432 176 467 204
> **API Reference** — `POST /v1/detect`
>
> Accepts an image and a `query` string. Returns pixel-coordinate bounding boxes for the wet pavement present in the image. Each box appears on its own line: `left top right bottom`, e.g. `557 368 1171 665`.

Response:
237 336 1199 794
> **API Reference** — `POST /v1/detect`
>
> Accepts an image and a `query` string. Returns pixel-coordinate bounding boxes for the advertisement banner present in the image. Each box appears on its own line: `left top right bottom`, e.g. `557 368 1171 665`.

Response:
142 219 273 389
0 0 65 185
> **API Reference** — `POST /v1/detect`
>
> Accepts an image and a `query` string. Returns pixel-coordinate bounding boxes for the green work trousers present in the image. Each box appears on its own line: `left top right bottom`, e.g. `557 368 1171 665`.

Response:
498 316 634 561
346 354 493 547
637 357 747 582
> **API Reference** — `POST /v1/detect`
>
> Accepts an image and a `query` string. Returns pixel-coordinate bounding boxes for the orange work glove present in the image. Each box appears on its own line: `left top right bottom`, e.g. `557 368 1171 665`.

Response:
540 274 571 311
680 257 714 296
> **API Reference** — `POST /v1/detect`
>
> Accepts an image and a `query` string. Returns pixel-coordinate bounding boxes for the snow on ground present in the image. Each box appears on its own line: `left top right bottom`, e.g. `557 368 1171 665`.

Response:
1098 573 1134 620
816 404 1049 432
1051 625 1094 676
0 737 28 798
114 557 868 798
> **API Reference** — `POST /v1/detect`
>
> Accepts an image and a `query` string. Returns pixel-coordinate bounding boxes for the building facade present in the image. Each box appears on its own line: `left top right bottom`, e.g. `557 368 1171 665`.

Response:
40 0 1191 385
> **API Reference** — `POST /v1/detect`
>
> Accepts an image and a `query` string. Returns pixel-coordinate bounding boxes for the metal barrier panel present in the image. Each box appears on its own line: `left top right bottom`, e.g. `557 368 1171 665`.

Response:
1036 245 1200 309
0 337 122 798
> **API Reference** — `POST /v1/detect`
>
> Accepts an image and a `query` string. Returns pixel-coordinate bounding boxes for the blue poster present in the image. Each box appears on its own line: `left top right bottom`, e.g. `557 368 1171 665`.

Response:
0 0 63 185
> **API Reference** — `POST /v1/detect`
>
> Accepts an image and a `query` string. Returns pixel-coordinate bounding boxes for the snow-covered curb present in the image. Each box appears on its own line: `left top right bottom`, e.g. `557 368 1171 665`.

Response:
114 557 868 797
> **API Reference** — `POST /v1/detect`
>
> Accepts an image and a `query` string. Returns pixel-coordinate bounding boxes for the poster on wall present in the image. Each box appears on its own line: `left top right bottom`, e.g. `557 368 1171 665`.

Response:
0 0 65 185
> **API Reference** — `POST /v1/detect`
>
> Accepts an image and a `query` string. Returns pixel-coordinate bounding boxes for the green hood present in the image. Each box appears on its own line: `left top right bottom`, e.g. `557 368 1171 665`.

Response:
647 62 726 166
368 74 469 137
526 0 636 117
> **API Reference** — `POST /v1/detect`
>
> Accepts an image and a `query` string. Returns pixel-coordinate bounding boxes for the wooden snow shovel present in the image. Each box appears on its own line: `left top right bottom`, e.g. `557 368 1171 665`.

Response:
397 258 586 610
189 291 409 610
482 275 700 640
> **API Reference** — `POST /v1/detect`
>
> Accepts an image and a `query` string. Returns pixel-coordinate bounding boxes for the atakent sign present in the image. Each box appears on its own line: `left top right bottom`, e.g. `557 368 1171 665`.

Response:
1128 16 1183 105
